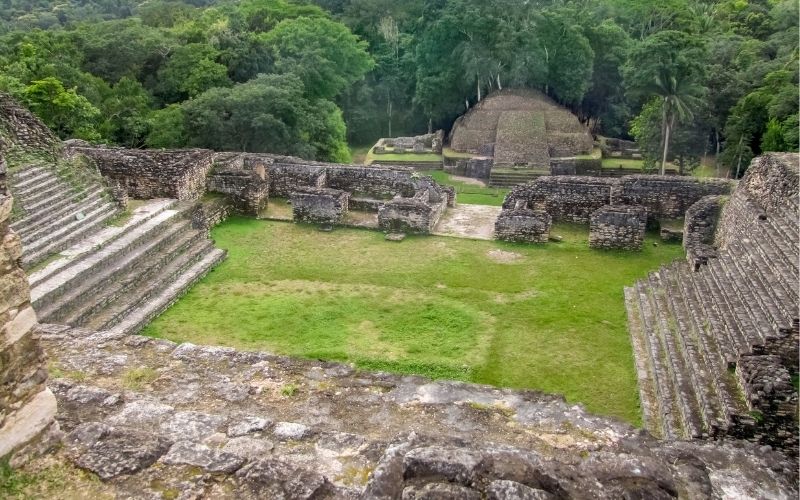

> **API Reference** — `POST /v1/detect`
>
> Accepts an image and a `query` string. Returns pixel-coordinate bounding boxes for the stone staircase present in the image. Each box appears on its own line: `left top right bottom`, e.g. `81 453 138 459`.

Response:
9 163 119 268
488 167 549 188
625 186 798 446
28 199 225 336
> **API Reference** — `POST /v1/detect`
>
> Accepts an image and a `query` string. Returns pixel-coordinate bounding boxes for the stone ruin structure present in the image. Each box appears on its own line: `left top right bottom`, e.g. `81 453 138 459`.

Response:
448 89 594 186
0 94 798 497
625 153 799 455
494 208 551 243
495 174 733 245
0 152 58 467
589 205 647 250
373 131 444 155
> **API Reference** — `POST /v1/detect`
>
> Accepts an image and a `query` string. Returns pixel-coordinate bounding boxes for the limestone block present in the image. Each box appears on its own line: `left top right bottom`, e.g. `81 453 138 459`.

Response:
0 388 57 461
290 188 349 225
589 205 646 251
495 209 551 243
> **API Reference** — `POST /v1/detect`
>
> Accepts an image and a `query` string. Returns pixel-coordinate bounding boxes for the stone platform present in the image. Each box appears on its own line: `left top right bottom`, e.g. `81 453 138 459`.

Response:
35 324 797 499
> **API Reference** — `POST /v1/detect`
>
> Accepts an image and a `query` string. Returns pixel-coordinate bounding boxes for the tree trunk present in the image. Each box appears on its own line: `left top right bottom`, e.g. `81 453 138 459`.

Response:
497 74 502 90
714 129 721 177
660 116 672 176
477 72 481 102
387 98 393 138
734 135 744 179
428 117 432 134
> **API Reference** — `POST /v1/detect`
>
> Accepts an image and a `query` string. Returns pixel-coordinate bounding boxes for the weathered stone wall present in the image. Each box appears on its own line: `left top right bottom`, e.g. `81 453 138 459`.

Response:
503 176 616 223
617 175 732 221
0 93 62 160
464 158 492 179
683 195 725 268
69 146 214 200
0 152 58 466
378 197 446 234
502 175 733 225
589 205 647 250
291 188 349 225
208 154 269 215
494 209 551 243
190 196 234 232
737 354 798 456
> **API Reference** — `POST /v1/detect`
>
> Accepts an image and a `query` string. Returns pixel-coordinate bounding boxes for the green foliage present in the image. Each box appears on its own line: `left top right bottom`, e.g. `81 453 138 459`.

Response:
146 104 187 148
22 77 101 141
143 218 685 423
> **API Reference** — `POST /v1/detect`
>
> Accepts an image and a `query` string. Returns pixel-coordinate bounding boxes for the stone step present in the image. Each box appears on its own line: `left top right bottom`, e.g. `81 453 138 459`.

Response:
623 286 663 438
726 233 798 309
716 247 793 334
12 172 60 198
631 281 682 440
38 219 197 324
658 265 726 437
11 188 106 236
21 196 109 246
22 202 118 269
709 259 772 347
16 179 73 207
647 271 704 439
684 271 740 367
10 164 50 184
669 264 740 435
754 214 799 279
694 265 755 357
104 246 226 335
31 208 180 307
22 181 101 217
28 199 178 290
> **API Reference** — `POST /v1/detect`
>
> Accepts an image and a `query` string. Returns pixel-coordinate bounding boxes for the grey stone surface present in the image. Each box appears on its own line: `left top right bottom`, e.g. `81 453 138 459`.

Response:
589 204 647 251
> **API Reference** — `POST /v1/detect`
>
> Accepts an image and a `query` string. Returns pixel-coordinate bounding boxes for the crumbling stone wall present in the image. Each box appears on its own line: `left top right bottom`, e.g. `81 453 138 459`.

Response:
378 191 446 234
683 195 725 268
494 209 551 243
0 153 57 466
502 175 733 225
617 175 732 221
208 153 269 215
737 354 798 456
589 205 647 250
0 93 62 160
374 131 444 154
68 146 214 200
504 176 616 223
291 188 349 225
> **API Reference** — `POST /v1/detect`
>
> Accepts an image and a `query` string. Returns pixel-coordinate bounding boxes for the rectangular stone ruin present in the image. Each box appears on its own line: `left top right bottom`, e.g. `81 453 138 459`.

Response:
589 205 647 250
290 188 349 225
207 153 270 215
494 209 552 243
378 187 447 234
66 146 215 200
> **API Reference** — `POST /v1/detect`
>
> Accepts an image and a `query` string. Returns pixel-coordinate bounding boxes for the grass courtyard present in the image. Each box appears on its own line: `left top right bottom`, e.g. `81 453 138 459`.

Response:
143 218 684 424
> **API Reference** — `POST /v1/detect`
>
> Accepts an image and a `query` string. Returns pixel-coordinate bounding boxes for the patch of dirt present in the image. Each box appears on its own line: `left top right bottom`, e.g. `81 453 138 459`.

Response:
486 249 523 264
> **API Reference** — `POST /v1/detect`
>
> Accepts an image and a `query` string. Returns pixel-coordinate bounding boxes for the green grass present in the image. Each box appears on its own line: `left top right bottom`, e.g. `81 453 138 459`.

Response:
442 147 475 160
601 158 645 169
365 147 443 165
143 218 685 424
421 170 509 206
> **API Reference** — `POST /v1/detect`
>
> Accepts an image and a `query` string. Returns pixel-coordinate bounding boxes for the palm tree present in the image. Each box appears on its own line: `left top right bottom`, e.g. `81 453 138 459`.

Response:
652 70 703 175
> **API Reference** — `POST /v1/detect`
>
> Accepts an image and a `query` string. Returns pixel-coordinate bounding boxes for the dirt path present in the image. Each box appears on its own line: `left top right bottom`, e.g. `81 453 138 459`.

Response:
433 204 501 240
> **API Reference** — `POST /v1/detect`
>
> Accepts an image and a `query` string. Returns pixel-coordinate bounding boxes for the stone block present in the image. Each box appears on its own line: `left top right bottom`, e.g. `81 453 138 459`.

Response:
290 188 349 225
589 205 646 250
494 209 551 243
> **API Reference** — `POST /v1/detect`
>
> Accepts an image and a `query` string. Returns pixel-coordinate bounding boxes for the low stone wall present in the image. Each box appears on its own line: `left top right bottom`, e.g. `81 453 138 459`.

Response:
291 188 349 225
683 195 725 268
549 157 602 176
208 154 270 215
494 209 551 243
502 175 733 225
190 196 234 232
504 176 616 223
0 153 58 466
378 198 446 234
617 175 732 221
464 158 492 179
589 205 647 250
69 146 214 200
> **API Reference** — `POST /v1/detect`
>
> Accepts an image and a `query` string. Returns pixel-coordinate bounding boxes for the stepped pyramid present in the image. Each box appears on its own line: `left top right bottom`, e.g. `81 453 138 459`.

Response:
625 153 799 454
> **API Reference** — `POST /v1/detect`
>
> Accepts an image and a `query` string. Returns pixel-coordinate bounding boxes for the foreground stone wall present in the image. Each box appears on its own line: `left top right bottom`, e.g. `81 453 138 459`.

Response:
494 209 551 243
589 205 646 250
69 146 214 200
0 153 58 466
290 188 349 225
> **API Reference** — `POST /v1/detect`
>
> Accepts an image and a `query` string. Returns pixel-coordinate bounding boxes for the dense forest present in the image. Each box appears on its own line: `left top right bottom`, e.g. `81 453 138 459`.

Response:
0 0 797 174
